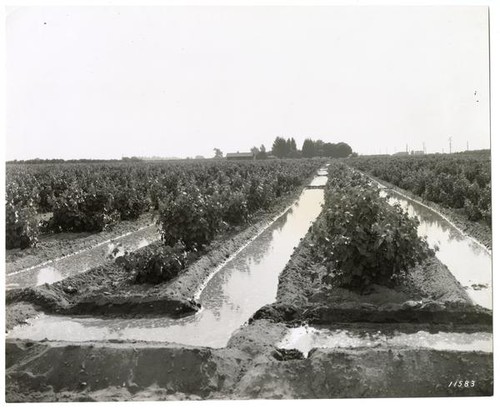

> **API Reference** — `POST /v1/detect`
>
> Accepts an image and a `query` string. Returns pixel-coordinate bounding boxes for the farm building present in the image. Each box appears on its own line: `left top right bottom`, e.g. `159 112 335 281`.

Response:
226 152 255 160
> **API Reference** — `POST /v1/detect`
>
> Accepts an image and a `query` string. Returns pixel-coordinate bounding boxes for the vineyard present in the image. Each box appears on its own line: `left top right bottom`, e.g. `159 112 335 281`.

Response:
6 160 321 281
311 162 433 291
5 157 493 400
346 152 491 225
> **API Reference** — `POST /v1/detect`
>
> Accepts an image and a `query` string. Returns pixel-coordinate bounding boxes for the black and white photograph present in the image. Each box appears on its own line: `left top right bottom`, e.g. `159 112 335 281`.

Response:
2 1 495 403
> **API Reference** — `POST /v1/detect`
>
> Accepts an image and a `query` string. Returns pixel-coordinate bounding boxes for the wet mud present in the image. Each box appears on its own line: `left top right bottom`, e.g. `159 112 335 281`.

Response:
6 321 492 401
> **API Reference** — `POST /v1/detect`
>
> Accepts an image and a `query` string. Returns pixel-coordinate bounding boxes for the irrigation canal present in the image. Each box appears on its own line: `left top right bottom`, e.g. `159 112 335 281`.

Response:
7 175 326 346
380 188 492 309
6 168 492 355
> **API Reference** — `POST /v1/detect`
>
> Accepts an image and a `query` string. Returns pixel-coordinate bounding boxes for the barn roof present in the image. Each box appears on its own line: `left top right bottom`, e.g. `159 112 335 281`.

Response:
226 152 254 158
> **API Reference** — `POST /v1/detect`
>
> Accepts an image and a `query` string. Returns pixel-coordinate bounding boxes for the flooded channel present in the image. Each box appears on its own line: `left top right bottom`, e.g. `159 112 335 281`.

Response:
277 326 493 356
379 188 492 309
309 175 328 187
7 186 325 347
6 226 159 290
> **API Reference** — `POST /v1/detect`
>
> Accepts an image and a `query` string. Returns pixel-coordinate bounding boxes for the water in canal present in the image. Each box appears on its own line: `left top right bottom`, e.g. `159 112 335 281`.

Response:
7 187 325 347
276 325 493 356
309 175 328 187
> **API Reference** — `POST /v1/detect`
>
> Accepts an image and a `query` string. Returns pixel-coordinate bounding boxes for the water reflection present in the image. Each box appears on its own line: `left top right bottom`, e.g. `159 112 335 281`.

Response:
36 267 63 286
8 189 325 347
277 326 493 356
107 238 152 260
381 189 492 309
7 226 159 289
309 176 328 186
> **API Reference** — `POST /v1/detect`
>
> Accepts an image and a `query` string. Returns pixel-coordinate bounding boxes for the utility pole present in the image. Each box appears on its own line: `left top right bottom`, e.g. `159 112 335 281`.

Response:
467 141 469 151
448 137 452 154
406 143 408 154
422 142 426 154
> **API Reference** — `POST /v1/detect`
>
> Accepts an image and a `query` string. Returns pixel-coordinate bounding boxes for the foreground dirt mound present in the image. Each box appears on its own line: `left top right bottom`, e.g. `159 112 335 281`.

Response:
6 340 248 402
5 262 200 325
6 322 492 401
234 346 492 398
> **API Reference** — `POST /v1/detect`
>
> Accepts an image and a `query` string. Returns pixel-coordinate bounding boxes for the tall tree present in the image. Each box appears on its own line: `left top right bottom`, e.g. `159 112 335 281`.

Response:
333 142 353 158
256 144 267 159
272 137 289 158
213 148 223 159
288 138 298 157
301 138 316 158
314 140 325 157
322 142 336 157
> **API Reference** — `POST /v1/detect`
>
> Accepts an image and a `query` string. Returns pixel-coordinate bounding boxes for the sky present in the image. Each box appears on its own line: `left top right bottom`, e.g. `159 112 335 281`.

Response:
6 6 490 160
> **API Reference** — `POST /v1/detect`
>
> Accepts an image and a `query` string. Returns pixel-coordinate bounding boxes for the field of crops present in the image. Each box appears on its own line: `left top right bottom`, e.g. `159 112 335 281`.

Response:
346 152 491 225
6 159 321 254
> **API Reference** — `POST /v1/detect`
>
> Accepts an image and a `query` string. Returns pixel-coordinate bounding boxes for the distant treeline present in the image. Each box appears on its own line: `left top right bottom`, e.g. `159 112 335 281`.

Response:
454 149 491 156
357 149 490 159
8 138 356 164
7 157 143 164
266 137 354 159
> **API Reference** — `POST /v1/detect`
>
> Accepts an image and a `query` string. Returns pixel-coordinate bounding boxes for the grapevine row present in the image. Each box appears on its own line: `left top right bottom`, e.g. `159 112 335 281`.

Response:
311 162 432 290
346 152 491 225
6 159 322 250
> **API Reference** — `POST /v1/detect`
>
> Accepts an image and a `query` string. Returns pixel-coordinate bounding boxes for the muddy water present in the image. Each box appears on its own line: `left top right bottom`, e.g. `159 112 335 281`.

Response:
277 326 493 356
6 227 159 290
309 175 328 186
378 189 492 309
8 187 325 347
